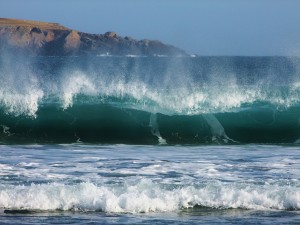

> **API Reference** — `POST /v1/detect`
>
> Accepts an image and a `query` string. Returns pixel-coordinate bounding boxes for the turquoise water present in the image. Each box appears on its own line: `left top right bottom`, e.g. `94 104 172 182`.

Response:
1 56 300 144
1 56 300 224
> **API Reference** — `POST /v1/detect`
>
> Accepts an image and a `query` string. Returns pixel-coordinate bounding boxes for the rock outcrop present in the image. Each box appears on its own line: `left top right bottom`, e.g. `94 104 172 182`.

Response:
0 18 186 56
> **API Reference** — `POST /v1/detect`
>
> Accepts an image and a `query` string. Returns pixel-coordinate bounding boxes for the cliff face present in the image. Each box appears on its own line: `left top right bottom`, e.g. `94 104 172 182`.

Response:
0 18 186 56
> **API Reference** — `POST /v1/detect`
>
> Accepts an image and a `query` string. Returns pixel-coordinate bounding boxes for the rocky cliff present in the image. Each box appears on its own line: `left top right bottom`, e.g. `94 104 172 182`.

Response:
0 18 186 56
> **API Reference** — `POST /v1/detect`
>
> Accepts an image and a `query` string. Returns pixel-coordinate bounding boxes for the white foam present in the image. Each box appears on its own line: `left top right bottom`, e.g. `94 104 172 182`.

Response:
60 71 97 109
2 60 300 117
125 55 147 58
202 114 237 143
0 180 299 212
52 65 300 115
149 113 167 144
0 72 43 117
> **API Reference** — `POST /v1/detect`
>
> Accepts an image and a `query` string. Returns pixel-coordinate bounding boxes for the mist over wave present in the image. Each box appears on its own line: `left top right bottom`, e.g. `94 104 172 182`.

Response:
1 54 300 144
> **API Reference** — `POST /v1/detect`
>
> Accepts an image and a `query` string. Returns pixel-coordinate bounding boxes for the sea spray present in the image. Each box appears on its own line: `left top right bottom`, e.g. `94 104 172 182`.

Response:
1 56 300 144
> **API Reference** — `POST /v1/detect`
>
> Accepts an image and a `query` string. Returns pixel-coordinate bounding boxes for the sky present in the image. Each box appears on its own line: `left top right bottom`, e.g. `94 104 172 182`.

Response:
1 0 300 56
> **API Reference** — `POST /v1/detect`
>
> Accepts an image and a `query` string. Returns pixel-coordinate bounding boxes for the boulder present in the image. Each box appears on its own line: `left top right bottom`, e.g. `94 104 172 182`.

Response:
104 31 117 38
64 30 81 52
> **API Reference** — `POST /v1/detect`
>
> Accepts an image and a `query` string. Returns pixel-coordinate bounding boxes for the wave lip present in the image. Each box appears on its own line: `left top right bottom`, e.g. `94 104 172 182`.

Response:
0 180 299 213
1 56 300 144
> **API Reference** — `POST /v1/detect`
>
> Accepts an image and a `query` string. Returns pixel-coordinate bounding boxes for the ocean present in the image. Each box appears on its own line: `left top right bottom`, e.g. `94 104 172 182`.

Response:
0 55 300 224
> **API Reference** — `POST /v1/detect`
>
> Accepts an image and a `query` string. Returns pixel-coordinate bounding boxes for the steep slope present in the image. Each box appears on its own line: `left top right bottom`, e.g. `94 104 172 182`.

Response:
0 18 186 56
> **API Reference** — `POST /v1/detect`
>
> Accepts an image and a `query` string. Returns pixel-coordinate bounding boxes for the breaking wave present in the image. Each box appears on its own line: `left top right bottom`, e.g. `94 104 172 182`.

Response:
1 55 300 144
1 180 299 213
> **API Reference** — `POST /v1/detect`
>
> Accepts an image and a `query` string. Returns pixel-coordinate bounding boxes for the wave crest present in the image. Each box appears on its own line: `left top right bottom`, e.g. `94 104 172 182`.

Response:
1 180 299 212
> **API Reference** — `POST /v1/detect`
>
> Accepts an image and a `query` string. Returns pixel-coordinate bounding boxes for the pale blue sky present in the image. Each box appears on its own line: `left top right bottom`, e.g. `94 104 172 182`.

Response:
1 0 300 56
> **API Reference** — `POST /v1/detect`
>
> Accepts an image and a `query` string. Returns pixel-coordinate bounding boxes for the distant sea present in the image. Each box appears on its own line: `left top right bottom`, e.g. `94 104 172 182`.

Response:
0 55 300 224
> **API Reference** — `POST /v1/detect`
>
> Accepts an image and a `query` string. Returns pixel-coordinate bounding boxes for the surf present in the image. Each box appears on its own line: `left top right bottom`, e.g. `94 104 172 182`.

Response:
1 180 299 212
1 55 300 144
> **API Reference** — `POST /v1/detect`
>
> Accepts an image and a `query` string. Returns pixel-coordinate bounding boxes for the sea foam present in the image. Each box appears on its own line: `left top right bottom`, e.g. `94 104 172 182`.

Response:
0 72 43 117
0 180 299 212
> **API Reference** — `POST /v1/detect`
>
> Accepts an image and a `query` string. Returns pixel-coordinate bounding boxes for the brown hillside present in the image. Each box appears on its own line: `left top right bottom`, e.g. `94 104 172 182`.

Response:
0 18 68 30
0 18 186 56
